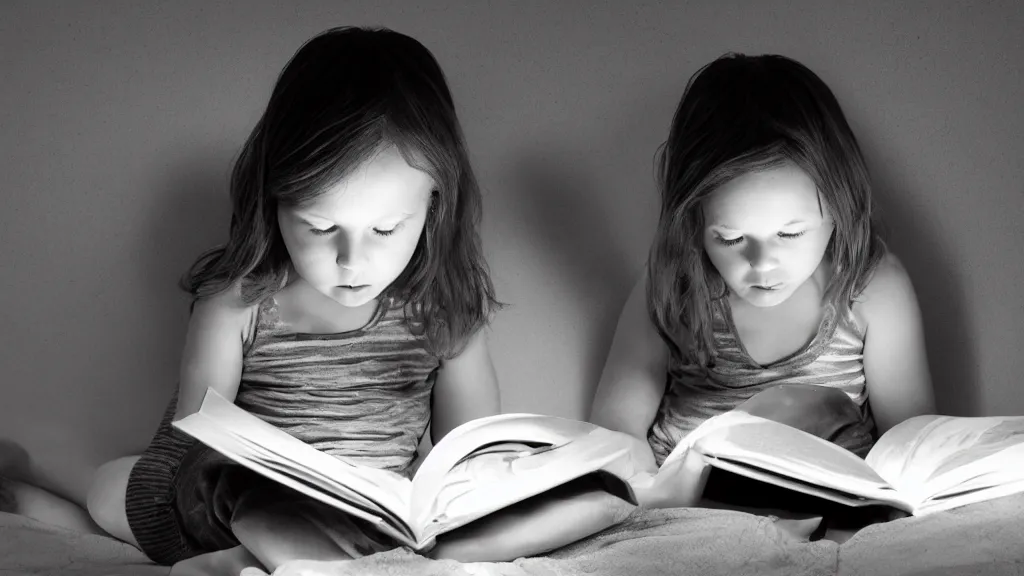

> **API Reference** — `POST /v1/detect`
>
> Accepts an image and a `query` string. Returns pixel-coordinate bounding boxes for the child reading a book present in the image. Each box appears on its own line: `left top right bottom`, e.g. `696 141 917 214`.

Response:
84 26 511 574
590 53 938 512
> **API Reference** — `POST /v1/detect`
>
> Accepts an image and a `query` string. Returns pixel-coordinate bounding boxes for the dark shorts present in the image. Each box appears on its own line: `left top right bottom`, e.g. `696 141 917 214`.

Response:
124 392 263 565
124 399 398 565
125 430 248 565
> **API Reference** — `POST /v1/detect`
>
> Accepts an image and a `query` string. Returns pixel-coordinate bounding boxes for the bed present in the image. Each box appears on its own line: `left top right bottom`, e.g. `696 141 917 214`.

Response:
3 492 1023 576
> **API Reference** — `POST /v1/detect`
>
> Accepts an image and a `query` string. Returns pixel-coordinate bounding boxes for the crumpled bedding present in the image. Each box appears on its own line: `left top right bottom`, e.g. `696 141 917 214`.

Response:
257 507 838 576
0 511 165 576
3 493 1024 576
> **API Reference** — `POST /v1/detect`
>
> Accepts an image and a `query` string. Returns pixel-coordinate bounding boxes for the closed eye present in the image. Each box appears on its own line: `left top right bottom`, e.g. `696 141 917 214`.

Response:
779 231 807 239
714 230 807 246
310 223 403 237
373 222 403 237
310 225 338 236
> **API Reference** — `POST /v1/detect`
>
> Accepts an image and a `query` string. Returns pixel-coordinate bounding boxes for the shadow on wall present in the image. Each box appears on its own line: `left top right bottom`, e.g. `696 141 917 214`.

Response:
499 151 639 411
4 153 234 504
129 152 234 437
0 439 30 484
870 170 978 417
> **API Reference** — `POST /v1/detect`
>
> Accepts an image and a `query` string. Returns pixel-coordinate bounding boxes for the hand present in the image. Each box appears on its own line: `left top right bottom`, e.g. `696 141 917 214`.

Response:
629 448 710 509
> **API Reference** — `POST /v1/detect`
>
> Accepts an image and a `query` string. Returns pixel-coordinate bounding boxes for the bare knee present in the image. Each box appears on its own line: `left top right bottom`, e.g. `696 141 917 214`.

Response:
87 456 140 547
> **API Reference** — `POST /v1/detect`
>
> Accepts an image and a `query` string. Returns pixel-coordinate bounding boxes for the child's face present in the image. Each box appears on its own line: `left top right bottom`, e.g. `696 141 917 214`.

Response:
277 146 433 308
702 163 834 308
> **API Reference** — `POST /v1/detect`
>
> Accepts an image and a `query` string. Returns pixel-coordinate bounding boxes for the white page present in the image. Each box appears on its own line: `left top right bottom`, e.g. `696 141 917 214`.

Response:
410 413 602 528
171 412 412 541
867 415 1024 502
693 417 894 498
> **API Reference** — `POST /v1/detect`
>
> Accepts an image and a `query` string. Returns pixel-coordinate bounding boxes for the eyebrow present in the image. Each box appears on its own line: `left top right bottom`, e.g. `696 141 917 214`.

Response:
710 219 808 230
296 211 416 225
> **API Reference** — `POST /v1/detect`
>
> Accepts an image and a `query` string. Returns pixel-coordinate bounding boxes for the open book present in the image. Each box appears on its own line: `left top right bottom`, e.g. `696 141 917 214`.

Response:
172 389 651 552
656 409 1024 517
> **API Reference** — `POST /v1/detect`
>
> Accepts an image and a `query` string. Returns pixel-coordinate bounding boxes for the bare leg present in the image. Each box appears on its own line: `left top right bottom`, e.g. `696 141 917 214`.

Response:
2 475 105 534
2 439 102 534
227 492 394 572
86 455 141 546
170 545 263 576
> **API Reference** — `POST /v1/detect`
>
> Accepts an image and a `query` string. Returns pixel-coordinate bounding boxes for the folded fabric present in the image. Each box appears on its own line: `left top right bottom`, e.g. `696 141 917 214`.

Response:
257 507 838 576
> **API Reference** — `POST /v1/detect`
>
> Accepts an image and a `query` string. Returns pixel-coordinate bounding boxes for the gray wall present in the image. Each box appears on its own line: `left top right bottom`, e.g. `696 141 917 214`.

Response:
2 1 1022 505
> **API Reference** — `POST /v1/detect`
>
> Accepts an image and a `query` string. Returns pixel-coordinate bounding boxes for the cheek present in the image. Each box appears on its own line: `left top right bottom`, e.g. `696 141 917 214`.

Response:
281 233 315 262
703 243 741 279
367 229 424 280
280 233 333 278
387 231 423 270
796 233 832 270
278 221 312 258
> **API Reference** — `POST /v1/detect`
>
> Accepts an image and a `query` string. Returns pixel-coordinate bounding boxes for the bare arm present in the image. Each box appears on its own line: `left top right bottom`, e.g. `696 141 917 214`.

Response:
589 267 671 442
173 284 255 421
859 253 937 434
429 327 501 444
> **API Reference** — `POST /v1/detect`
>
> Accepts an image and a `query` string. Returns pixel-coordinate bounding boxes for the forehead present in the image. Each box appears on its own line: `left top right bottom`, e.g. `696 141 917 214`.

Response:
704 164 823 230
293 147 433 221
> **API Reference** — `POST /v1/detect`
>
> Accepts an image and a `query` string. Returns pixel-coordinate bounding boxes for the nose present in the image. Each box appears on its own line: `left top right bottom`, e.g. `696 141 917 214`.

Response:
334 232 362 269
744 240 779 272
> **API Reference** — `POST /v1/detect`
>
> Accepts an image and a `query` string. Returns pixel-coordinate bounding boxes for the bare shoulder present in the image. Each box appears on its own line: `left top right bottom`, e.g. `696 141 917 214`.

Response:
176 281 260 417
189 281 259 340
589 264 671 441
852 252 918 330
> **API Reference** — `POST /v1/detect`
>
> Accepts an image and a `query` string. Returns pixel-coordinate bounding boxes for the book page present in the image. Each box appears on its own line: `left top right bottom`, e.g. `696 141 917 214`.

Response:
172 410 419 545
415 429 638 546
409 413 606 528
866 415 1024 506
174 390 414 527
233 433 412 535
689 415 898 502
706 457 914 513
914 477 1024 516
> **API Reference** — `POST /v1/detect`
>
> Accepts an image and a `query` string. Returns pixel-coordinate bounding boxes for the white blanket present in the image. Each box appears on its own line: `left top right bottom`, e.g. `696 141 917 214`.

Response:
252 508 838 576
3 493 1024 576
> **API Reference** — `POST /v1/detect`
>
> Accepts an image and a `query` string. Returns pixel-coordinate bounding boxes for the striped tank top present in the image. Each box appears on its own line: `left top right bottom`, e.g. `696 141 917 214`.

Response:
231 296 440 474
139 295 439 479
125 295 439 563
647 298 876 466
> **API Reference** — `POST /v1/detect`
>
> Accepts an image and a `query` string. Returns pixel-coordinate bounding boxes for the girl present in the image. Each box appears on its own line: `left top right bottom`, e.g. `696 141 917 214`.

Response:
591 53 936 510
85 26 504 573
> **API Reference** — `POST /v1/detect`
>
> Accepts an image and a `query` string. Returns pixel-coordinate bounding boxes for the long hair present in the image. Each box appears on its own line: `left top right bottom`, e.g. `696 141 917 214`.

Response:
648 53 886 369
182 26 502 358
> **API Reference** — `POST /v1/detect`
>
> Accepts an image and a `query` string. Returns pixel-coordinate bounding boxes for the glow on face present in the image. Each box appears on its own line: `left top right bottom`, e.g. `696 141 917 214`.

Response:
702 163 834 308
277 146 434 308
